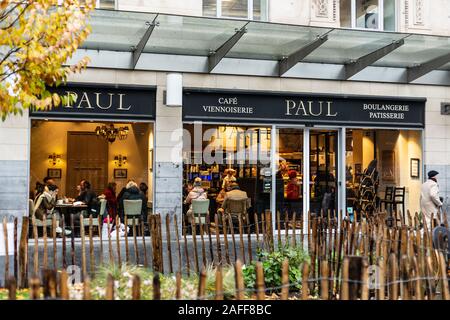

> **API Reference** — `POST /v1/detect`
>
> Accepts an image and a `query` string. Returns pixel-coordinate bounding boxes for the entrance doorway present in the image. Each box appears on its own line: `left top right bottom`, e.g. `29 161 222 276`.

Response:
66 132 108 198
309 130 338 216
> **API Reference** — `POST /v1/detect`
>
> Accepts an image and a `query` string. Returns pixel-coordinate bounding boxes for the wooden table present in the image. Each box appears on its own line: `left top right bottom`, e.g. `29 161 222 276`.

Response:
56 203 88 230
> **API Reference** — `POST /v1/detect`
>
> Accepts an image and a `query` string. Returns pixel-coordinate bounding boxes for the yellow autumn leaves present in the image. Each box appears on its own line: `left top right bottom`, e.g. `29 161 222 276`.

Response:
0 0 95 120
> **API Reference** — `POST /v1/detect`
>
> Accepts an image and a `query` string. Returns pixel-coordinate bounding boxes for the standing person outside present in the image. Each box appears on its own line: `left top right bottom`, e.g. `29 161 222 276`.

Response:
420 170 443 231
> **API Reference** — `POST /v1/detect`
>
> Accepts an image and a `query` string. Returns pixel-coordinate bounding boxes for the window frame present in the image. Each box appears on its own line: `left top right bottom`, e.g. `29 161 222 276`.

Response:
96 0 117 10
349 0 397 32
207 0 269 21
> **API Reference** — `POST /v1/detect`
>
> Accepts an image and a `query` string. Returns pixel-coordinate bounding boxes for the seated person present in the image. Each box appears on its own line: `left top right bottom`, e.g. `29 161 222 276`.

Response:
33 184 70 235
219 182 251 216
185 177 208 219
120 181 146 220
216 181 231 207
222 168 237 189
76 180 99 217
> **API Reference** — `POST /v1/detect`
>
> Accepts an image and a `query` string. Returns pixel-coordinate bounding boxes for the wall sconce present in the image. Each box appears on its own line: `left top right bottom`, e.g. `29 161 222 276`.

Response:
48 153 61 166
114 155 127 167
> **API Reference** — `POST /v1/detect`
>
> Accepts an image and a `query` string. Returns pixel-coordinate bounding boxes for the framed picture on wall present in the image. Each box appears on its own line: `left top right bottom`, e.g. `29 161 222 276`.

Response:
410 158 420 178
47 168 62 179
381 150 395 181
114 168 127 179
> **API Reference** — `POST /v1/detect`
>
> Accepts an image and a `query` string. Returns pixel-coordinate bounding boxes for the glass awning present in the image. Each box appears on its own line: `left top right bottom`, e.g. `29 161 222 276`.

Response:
77 9 450 85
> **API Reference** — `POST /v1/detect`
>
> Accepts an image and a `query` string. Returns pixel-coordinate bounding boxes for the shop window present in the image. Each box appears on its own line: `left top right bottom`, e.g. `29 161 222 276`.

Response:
96 0 116 9
340 0 396 31
182 123 271 235
345 129 422 220
30 120 154 233
203 0 268 21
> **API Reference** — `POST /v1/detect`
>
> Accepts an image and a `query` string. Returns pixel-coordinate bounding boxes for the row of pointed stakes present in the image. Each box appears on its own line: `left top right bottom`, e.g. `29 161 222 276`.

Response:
1 208 450 299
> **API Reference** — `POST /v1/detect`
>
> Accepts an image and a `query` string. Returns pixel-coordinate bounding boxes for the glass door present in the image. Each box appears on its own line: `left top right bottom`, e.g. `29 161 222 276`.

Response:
309 130 338 217
275 128 304 228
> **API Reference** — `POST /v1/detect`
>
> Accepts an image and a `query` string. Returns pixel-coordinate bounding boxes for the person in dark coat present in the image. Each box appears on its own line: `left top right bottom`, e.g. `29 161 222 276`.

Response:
76 180 98 216
120 181 146 220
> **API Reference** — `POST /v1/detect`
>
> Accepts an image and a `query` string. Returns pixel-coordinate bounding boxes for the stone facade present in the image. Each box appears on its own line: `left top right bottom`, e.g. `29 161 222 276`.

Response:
1 1 450 223
115 0 450 36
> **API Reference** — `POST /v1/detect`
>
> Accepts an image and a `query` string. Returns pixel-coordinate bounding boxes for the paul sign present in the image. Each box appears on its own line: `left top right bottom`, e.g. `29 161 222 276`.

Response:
30 84 156 120
183 89 425 128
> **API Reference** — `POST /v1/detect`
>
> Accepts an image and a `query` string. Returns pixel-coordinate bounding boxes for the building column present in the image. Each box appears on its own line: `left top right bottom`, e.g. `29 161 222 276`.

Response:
0 111 29 219
154 74 183 239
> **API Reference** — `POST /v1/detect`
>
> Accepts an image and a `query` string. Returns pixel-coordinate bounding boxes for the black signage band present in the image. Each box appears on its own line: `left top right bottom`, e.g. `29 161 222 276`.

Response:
182 89 426 128
30 83 156 121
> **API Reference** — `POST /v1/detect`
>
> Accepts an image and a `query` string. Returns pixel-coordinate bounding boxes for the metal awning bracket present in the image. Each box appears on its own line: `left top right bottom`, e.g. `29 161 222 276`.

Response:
131 14 159 69
208 22 249 73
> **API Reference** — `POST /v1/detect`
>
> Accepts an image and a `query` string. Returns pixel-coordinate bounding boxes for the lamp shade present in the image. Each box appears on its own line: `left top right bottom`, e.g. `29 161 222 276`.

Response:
166 73 183 107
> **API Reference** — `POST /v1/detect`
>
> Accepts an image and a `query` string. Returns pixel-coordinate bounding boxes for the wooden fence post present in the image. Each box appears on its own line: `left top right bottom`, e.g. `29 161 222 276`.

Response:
174 216 182 273
256 262 265 300
340 257 350 300
234 260 245 300
42 269 57 299
132 275 141 300
83 276 92 300
153 273 161 300
80 217 87 280
132 217 139 265
32 215 39 277
60 269 69 300
176 271 182 300
7 276 16 300
197 268 207 300
89 215 94 275
360 257 369 300
301 261 310 300
438 251 450 300
3 217 10 285
13 217 18 281
52 215 57 270
105 274 114 300
115 216 121 267
198 213 206 268
19 216 29 288
281 258 289 300
389 253 398 300
29 276 40 300
320 260 329 300
42 215 48 271
377 257 386 300
215 266 224 300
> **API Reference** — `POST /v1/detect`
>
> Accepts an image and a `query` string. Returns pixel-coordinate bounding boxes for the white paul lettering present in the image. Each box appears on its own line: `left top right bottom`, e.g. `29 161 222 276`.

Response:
285 100 337 117
94 92 114 110
117 93 131 111
63 91 78 108
77 92 94 109
63 92 132 111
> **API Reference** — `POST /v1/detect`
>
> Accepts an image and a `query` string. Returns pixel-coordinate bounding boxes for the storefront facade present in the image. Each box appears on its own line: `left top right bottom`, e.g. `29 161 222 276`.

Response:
1 7 450 235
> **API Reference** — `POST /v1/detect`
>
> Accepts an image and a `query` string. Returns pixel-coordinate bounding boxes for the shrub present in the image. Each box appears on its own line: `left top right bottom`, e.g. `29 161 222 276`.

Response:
242 246 310 293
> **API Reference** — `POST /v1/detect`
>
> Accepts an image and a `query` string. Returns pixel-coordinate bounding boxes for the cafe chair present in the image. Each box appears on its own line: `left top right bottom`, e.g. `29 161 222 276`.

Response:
379 186 394 212
392 186 406 224
222 198 250 226
82 198 106 235
124 199 143 228
191 199 210 225
29 199 59 235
